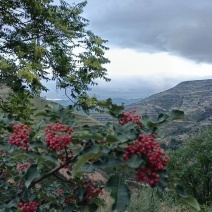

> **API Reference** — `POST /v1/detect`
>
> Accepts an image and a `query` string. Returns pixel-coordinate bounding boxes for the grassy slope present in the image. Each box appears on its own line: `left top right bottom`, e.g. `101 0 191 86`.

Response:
0 88 101 127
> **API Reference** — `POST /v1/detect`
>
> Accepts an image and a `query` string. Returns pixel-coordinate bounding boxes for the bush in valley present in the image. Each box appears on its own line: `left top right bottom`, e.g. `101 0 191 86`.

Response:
168 128 212 205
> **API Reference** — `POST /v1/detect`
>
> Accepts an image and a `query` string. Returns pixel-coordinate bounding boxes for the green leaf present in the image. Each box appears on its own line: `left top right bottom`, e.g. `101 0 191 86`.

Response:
34 110 48 117
76 131 104 140
175 185 200 211
12 153 28 160
182 196 201 211
117 133 128 143
93 158 124 169
106 134 119 143
0 143 13 152
157 113 169 122
93 198 105 207
63 204 76 212
25 164 41 188
175 185 189 198
81 145 99 154
141 116 151 128
126 154 145 168
79 163 94 172
43 154 59 166
105 174 130 212
168 110 184 120
156 170 169 192
28 152 41 159
33 120 44 131
73 152 102 176
30 138 47 149
76 187 86 201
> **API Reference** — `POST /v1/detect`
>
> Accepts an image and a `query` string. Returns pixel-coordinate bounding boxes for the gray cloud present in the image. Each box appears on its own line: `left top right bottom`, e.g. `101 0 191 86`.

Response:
78 0 212 63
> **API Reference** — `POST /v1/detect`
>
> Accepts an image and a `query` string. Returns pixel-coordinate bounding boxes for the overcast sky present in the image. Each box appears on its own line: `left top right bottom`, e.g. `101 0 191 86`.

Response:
46 0 212 99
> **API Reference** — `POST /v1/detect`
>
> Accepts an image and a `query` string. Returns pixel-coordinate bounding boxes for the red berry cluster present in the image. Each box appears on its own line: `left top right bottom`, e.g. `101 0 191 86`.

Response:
45 123 74 151
84 179 103 203
119 110 142 126
56 188 63 196
123 134 169 187
17 163 31 173
64 197 74 204
17 202 39 212
8 123 32 149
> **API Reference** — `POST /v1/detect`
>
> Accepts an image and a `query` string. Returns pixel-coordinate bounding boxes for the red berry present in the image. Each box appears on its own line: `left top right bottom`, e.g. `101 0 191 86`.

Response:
45 123 74 151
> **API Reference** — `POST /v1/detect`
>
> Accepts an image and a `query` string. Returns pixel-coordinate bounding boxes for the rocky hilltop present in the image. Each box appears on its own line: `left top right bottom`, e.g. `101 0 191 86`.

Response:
126 79 212 148
91 79 212 148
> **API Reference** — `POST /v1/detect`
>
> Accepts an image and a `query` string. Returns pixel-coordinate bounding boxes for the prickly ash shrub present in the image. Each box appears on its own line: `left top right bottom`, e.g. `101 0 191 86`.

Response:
0 104 180 211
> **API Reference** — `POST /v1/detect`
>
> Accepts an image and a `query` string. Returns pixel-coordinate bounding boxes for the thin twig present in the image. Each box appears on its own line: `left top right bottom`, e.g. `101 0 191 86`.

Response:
64 147 69 160
53 173 73 184
64 87 77 106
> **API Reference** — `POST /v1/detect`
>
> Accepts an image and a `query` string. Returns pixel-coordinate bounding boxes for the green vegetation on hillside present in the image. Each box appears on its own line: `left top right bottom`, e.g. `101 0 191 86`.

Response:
168 128 212 205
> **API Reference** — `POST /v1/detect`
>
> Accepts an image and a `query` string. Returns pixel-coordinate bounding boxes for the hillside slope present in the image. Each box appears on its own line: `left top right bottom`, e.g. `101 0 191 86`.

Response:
126 79 212 147
91 79 212 148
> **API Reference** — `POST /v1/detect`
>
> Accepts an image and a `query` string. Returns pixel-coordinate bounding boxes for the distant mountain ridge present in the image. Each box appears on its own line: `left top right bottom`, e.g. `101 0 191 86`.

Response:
91 79 212 148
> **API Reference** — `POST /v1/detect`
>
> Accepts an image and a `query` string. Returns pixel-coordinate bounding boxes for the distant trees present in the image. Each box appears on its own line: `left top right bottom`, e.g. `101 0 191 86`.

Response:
168 128 212 204
0 0 110 110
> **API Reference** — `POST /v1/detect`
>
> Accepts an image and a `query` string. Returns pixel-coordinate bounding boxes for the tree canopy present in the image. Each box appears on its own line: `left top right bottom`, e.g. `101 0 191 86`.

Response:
0 0 110 106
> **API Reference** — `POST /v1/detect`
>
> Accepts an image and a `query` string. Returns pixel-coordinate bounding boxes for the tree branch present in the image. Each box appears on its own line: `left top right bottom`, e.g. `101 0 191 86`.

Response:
29 160 71 189
65 87 77 107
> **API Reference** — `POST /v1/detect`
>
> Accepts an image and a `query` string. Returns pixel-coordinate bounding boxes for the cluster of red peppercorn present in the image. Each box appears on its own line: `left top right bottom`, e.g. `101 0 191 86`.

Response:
8 123 32 149
119 110 142 126
45 123 74 151
56 188 64 196
17 201 39 212
64 197 74 204
17 163 31 173
83 179 103 203
123 134 169 187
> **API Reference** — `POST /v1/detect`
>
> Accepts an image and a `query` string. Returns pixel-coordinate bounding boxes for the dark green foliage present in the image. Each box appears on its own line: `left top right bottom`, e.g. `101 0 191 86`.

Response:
0 90 35 124
0 0 110 109
105 174 130 212
168 128 212 204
